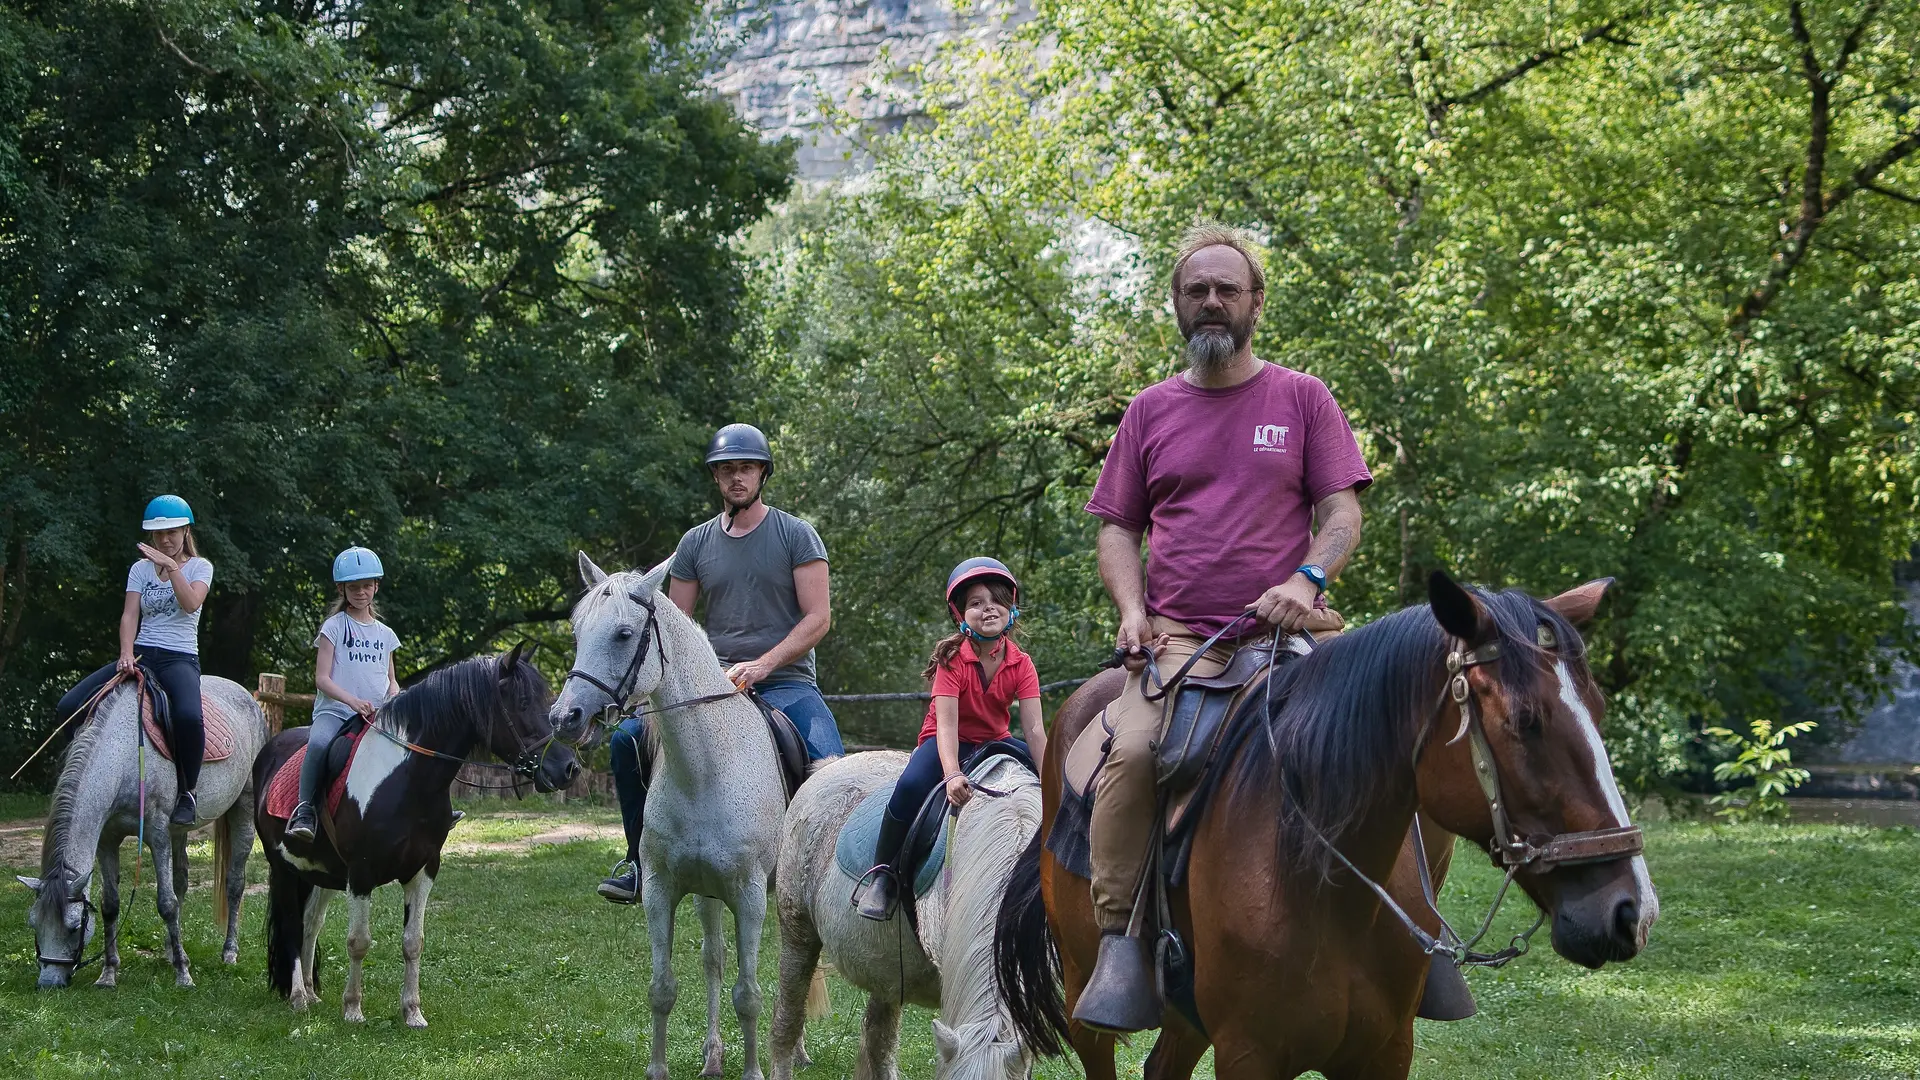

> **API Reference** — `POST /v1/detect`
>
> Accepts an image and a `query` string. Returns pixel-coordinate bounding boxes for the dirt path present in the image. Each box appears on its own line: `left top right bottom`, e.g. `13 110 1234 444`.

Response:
0 815 621 870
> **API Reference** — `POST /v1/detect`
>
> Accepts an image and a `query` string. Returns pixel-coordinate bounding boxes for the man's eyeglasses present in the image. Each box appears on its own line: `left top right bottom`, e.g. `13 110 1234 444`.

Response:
1179 282 1251 303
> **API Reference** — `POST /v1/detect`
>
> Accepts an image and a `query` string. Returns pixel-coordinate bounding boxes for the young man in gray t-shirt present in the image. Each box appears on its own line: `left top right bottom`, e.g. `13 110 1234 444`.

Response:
598 423 844 903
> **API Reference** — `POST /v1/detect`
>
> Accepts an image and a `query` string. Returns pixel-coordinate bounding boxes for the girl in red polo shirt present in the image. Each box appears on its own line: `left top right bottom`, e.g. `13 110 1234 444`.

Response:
856 557 1047 920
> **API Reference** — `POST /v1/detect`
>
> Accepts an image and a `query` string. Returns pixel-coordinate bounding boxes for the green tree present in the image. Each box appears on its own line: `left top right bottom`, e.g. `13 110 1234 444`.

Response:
0 0 789 785
756 0 1920 786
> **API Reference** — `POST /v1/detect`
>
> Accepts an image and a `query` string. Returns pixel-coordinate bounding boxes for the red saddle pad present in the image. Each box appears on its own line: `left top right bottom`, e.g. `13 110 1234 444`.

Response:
264 726 369 821
140 690 238 763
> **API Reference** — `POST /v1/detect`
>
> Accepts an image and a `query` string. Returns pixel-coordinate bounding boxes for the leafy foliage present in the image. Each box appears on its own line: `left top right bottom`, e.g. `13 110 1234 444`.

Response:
0 0 790 785
1704 717 1818 822
755 0 1920 786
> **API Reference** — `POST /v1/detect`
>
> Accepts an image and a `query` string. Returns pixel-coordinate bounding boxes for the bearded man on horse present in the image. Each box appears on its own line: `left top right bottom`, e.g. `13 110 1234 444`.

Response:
1076 222 1371 1029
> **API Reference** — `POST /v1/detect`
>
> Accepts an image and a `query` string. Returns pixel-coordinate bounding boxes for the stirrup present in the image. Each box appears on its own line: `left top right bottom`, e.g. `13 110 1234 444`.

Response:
851 866 899 921
1073 931 1162 1034
169 791 198 829
286 801 318 840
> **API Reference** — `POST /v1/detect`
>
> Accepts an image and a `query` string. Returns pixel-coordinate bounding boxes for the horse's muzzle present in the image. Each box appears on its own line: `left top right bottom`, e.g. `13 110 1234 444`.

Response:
37 963 73 990
533 744 582 793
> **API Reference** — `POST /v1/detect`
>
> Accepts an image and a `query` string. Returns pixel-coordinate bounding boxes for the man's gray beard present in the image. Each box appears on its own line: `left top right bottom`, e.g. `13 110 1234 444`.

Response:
1184 327 1237 375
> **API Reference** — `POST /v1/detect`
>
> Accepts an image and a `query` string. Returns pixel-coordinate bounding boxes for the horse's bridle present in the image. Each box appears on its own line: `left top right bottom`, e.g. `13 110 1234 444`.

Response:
367 643 565 786
1308 623 1644 968
561 587 739 728
36 873 102 974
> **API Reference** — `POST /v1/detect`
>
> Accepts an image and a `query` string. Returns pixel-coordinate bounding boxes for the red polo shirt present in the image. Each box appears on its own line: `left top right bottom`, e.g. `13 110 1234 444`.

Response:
919 638 1042 745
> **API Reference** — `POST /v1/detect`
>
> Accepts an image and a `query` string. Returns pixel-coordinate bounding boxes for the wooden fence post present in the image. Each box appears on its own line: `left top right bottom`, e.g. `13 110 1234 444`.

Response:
256 673 286 736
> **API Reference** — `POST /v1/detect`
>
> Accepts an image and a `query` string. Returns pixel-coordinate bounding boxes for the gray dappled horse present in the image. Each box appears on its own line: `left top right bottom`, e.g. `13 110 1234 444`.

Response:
551 554 794 1080
770 751 1044 1080
19 675 267 988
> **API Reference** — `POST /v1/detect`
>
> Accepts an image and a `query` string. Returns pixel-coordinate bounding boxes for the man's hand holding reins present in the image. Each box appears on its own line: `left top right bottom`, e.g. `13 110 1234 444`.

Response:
725 658 775 691
1250 575 1319 631
1114 608 1170 672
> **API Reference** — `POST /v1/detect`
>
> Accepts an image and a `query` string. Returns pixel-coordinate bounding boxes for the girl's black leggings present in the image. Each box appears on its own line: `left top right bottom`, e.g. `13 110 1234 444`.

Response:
57 646 204 791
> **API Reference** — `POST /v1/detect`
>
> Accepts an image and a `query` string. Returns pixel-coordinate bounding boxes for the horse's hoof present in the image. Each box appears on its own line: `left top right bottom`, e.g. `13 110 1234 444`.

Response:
344 1004 366 1024
701 1055 724 1077
795 1048 813 1071
93 970 117 989
222 947 239 965
404 1011 428 1030
174 972 194 989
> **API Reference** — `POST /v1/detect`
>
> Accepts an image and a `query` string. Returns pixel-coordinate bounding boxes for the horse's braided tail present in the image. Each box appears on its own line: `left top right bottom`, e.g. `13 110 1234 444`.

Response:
993 829 1068 1057
265 850 314 998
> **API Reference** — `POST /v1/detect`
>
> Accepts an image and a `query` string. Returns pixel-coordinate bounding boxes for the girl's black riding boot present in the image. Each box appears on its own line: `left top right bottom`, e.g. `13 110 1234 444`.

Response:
856 808 913 921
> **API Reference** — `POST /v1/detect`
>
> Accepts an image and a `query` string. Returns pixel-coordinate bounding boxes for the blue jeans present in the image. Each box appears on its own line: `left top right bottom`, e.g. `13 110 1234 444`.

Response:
607 682 845 861
755 681 845 760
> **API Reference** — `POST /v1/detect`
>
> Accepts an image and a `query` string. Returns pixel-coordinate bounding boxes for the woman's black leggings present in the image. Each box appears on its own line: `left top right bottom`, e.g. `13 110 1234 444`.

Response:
57 647 204 791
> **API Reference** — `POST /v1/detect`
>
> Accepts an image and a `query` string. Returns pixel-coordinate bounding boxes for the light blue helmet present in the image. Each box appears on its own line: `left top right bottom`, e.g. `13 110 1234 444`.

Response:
332 546 384 583
141 495 195 531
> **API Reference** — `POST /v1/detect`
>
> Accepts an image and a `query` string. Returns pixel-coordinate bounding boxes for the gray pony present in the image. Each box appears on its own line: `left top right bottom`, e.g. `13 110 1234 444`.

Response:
17 676 267 988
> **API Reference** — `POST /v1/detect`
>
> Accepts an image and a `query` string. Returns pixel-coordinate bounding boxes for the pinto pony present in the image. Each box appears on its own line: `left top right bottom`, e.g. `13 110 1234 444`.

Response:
254 643 578 1027
996 571 1658 1080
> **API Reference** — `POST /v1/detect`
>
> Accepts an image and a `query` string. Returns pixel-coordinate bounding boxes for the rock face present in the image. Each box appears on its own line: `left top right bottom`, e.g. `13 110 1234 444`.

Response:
712 0 1030 181
1826 581 1920 764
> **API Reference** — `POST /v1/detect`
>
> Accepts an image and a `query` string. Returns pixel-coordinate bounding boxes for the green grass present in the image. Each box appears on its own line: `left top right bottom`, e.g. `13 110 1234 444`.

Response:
2 809 1916 1078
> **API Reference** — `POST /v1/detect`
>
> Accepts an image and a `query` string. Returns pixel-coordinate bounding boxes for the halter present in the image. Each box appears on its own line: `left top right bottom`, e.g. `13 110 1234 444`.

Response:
1308 622 1645 969
561 587 741 729
35 872 103 974
368 643 564 785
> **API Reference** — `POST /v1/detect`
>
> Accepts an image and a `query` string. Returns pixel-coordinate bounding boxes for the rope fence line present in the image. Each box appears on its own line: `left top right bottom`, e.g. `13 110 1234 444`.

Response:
821 676 1093 703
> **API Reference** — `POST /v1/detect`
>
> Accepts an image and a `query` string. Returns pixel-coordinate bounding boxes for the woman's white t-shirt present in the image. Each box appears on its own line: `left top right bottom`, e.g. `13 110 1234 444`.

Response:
127 558 215 655
312 611 400 721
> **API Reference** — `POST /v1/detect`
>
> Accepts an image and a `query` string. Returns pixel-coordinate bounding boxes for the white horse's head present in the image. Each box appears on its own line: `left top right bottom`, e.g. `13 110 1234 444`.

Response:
18 866 94 989
549 551 673 745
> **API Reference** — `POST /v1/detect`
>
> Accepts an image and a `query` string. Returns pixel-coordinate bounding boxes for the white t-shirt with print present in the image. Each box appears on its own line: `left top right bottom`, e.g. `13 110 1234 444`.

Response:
127 557 215 655
312 611 401 722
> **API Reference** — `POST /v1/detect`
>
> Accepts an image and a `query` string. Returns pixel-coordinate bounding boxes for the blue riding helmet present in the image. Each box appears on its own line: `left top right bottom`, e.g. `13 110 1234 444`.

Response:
332 546 385 583
141 494 195 531
946 557 1021 633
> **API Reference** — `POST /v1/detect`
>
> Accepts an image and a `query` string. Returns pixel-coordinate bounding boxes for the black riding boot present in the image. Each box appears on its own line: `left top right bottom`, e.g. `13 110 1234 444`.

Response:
855 808 913 921
169 791 198 830
287 801 318 841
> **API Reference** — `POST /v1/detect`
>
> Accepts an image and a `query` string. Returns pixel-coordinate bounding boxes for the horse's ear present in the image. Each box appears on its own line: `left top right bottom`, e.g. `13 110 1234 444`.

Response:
502 639 527 674
15 875 40 893
578 551 609 589
1428 569 1490 642
637 556 673 597
1544 577 1613 627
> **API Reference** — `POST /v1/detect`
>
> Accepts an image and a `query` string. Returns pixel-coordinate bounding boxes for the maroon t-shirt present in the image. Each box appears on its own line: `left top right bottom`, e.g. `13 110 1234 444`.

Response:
1085 362 1372 636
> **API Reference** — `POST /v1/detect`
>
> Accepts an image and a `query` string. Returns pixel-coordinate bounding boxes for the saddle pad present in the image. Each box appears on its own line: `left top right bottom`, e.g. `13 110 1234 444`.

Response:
140 692 238 763
263 727 369 820
835 789 948 900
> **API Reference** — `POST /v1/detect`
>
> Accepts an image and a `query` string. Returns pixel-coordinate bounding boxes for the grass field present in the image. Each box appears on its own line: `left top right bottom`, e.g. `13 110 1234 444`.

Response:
2 798 1917 1079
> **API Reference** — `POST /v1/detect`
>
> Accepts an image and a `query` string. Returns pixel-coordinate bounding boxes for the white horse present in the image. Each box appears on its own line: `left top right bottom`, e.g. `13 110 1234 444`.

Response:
769 751 1043 1080
551 553 792 1080
18 675 267 989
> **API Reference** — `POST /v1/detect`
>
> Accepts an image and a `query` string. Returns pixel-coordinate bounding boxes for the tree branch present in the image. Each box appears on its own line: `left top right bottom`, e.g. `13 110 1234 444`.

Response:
1436 21 1628 110
1863 179 1920 206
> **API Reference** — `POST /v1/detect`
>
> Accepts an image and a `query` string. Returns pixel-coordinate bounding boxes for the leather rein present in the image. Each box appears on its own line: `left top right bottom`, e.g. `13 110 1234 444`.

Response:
561 587 741 732
1307 623 1645 968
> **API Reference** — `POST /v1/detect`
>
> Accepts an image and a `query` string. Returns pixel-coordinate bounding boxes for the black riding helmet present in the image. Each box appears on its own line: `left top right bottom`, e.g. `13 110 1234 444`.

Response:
705 423 773 477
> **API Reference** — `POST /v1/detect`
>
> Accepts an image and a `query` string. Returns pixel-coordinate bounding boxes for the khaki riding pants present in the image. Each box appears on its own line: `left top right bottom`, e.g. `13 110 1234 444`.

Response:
1088 616 1235 931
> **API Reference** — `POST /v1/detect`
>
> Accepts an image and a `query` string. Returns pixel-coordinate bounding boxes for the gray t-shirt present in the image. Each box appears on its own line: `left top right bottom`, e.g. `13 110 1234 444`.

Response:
312 611 402 722
127 557 214 655
669 507 828 685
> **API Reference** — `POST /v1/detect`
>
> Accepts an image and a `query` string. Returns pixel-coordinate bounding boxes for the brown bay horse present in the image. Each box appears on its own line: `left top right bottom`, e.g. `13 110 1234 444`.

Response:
995 571 1658 1079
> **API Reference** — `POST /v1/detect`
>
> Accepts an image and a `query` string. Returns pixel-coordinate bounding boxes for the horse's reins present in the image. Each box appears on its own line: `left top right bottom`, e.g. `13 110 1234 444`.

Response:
1303 624 1645 968
561 586 744 732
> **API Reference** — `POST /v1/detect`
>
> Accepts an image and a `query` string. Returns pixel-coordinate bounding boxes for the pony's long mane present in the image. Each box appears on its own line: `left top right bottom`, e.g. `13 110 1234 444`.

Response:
379 652 548 750
1227 587 1588 879
43 684 127 876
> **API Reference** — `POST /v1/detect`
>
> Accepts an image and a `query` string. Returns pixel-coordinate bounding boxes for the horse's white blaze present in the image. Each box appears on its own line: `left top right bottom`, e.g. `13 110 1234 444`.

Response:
345 729 408 816
1552 660 1659 931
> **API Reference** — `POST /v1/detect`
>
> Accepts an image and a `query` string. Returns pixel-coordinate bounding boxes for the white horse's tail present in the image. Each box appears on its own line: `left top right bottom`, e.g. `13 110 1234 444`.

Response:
806 962 833 1021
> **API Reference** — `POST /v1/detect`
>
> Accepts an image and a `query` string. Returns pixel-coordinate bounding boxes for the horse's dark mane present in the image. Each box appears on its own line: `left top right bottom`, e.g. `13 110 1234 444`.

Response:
378 652 549 751
1227 587 1587 880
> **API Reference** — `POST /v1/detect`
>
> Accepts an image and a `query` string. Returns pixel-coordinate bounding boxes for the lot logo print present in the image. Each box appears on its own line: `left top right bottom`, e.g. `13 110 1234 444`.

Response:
1252 424 1289 453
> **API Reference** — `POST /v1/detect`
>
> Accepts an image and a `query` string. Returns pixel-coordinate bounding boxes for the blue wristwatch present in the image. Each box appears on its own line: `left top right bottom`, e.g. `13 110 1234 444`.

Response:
1295 564 1328 594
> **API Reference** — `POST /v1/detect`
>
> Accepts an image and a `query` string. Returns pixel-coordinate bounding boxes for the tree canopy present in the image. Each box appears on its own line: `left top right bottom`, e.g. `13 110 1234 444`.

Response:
753 0 1920 789
0 0 789 782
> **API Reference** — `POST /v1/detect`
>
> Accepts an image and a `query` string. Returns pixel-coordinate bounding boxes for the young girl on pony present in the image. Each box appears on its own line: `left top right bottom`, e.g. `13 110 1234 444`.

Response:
286 546 401 840
55 495 214 828
855 557 1047 920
